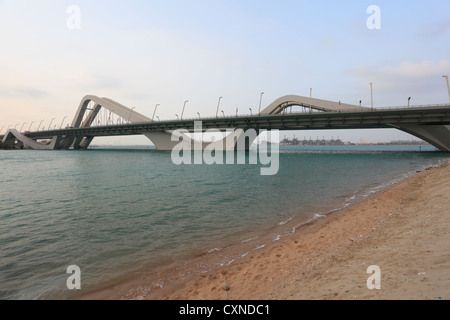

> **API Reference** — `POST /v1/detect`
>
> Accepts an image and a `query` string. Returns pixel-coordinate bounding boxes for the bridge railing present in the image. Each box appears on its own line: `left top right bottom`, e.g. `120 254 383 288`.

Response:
73 103 450 126
178 103 450 120
374 103 450 110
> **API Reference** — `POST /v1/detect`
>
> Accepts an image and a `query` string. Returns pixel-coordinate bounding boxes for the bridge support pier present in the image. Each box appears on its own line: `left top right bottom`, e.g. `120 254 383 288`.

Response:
144 132 184 151
1 129 64 150
394 124 450 152
59 135 76 150
143 129 255 151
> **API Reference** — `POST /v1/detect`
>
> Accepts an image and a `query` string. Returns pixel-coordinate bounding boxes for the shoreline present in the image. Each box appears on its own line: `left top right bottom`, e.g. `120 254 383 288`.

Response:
79 161 450 300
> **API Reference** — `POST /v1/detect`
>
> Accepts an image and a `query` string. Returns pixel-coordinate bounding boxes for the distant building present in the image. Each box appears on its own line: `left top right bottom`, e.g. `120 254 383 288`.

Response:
280 137 345 146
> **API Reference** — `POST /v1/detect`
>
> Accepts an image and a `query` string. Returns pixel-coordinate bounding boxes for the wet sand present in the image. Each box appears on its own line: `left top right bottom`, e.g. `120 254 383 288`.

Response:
81 162 450 300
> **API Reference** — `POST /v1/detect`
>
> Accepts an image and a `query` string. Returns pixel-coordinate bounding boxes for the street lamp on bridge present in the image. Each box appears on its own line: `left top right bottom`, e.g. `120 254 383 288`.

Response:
37 120 44 131
152 104 160 121
48 118 56 130
28 121 35 131
259 92 264 115
216 97 223 118
408 97 411 108
20 123 26 132
370 82 374 111
60 117 68 129
181 100 188 120
249 108 253 116
443 75 450 102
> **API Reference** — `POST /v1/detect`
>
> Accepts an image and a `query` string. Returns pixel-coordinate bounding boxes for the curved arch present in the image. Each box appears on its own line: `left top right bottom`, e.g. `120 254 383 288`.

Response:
68 95 156 149
70 95 206 150
71 95 152 129
69 95 246 150
261 95 370 115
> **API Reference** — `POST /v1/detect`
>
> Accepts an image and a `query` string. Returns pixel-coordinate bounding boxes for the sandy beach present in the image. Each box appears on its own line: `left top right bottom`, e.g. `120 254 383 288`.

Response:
81 162 450 300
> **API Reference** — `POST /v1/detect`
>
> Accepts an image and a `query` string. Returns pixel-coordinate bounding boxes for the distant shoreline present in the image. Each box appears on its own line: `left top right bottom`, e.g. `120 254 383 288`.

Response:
280 139 431 147
0 142 433 151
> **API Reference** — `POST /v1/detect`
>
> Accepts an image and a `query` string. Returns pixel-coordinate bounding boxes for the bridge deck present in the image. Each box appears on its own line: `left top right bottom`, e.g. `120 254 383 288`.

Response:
20 106 450 140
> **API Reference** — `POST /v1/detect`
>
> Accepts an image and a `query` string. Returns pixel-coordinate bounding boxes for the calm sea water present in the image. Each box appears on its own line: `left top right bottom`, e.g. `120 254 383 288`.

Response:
0 145 448 299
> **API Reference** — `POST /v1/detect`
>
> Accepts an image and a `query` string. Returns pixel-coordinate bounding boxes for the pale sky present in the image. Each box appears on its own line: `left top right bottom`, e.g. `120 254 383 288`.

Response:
1 0 450 144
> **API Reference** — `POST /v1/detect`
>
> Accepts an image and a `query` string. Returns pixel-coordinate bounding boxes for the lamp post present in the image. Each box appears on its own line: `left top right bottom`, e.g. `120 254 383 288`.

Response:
0 126 4 133
156 116 160 121
443 75 450 102
216 97 223 118
309 88 313 113
37 120 44 131
370 82 374 111
221 110 225 118
28 121 35 131
197 112 201 119
14 124 19 130
20 122 27 132
408 97 411 108
236 108 238 117
152 104 160 121
249 108 253 116
60 116 68 129
259 92 264 114
175 114 179 120
48 118 56 130
181 100 188 120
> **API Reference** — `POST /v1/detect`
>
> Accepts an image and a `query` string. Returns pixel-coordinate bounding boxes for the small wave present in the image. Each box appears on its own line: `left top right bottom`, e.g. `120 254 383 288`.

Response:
219 259 235 267
239 252 249 258
313 213 327 219
285 226 297 236
206 247 222 254
278 217 293 225
242 236 258 243
218 251 249 267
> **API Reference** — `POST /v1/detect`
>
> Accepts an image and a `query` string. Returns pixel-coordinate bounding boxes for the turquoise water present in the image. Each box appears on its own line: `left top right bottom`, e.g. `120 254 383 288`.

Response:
0 145 448 299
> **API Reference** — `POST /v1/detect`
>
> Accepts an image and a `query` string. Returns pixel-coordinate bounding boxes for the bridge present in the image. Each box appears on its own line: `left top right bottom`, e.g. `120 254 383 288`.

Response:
2 95 450 151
